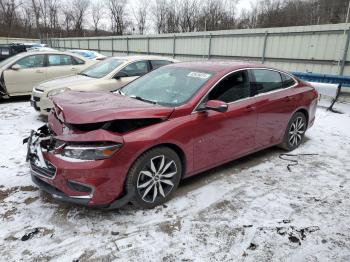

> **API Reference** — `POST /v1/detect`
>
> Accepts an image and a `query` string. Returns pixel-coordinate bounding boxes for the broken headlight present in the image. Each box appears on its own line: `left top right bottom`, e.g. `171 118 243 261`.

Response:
61 143 122 160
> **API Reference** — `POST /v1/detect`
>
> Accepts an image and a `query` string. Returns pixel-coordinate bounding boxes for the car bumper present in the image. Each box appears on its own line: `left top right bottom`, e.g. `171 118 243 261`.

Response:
31 89 53 115
25 127 132 208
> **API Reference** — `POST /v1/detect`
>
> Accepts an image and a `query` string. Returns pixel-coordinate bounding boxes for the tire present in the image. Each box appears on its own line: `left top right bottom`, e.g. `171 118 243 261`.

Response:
279 112 307 151
126 147 182 209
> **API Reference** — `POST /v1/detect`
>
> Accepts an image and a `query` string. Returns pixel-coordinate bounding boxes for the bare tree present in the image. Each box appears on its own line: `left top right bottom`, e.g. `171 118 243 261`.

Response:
91 0 104 35
62 4 74 36
178 0 200 32
133 0 148 34
0 0 22 37
107 0 127 35
153 0 167 33
71 0 90 36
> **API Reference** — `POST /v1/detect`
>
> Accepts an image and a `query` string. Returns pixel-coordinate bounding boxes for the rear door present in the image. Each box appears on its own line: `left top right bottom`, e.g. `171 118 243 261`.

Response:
249 69 297 148
4 54 47 94
46 54 78 79
192 70 258 171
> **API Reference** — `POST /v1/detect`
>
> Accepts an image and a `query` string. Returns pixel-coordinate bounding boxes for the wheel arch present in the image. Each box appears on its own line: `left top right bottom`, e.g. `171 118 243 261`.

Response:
294 107 309 128
135 142 187 178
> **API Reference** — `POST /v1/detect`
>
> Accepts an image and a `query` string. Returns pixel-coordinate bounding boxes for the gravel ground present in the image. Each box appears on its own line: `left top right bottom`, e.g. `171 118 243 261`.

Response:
0 98 349 262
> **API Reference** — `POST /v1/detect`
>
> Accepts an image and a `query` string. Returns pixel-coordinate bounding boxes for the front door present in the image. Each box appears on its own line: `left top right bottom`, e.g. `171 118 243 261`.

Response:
191 70 258 172
4 54 46 95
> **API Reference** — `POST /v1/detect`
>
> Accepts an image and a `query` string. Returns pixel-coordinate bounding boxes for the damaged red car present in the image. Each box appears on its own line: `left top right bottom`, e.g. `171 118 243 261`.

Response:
25 61 318 209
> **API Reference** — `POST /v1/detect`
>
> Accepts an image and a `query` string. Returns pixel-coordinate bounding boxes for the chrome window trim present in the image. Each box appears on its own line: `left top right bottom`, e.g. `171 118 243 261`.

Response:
192 67 298 114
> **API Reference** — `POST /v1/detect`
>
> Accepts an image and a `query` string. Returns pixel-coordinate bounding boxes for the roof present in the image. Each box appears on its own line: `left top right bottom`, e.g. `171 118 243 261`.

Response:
110 55 178 62
169 60 266 73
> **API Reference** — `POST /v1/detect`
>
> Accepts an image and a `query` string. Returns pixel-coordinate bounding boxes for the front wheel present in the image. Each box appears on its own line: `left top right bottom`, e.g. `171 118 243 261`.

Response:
279 112 307 151
126 147 182 209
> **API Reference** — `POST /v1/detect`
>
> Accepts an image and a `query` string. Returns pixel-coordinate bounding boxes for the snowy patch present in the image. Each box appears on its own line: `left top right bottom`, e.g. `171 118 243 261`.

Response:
0 98 350 261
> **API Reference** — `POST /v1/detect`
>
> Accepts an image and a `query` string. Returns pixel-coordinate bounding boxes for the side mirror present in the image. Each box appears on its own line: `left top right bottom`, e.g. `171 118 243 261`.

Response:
114 71 128 79
204 100 228 113
11 64 21 70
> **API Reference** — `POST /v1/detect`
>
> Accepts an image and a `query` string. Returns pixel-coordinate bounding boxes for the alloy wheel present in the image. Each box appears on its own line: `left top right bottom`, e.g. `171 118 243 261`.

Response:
136 155 178 203
288 116 306 147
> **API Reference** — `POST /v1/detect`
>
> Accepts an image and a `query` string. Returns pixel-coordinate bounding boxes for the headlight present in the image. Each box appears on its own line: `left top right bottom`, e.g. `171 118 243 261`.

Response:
60 143 122 160
47 87 70 98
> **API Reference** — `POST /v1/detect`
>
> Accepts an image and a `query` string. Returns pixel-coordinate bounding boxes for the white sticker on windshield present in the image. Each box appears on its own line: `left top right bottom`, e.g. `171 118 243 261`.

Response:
187 72 211 79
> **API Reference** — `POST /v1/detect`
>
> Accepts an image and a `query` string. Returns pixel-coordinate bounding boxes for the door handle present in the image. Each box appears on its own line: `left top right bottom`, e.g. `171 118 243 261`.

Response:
244 105 256 112
35 70 44 73
71 68 78 71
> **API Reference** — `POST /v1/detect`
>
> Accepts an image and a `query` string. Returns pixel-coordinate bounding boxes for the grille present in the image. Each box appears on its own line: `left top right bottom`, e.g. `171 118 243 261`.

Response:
30 161 56 179
33 96 40 102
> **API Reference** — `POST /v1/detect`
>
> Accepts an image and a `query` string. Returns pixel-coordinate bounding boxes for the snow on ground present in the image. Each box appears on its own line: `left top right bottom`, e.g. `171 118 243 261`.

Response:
0 97 350 262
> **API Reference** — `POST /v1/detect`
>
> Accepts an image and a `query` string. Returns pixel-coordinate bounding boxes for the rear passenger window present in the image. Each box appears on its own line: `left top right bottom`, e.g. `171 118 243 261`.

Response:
48 54 72 66
281 73 296 88
151 60 172 70
251 69 282 95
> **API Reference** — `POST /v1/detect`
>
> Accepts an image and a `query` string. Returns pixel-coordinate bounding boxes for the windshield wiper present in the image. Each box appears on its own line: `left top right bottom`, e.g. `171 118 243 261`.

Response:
130 95 157 105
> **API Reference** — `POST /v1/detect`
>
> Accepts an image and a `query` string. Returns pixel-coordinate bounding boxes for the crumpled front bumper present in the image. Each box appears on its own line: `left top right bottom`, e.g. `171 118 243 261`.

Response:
24 126 134 209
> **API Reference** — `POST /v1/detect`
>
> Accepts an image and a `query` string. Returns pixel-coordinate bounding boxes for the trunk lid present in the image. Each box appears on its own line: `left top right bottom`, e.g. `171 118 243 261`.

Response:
52 91 174 124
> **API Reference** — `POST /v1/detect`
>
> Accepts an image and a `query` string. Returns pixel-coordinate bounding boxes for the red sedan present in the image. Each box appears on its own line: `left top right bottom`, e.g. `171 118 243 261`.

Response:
25 61 318 209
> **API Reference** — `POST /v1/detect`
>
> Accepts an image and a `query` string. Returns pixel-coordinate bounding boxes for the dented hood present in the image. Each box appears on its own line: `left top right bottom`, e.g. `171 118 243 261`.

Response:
52 91 174 124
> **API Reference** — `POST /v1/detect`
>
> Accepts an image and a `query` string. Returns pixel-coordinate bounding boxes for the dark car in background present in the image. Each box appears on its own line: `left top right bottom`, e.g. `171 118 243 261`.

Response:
0 43 27 62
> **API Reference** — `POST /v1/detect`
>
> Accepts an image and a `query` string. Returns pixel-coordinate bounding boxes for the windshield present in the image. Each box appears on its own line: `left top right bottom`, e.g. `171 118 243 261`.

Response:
0 53 23 68
121 66 214 107
79 58 125 78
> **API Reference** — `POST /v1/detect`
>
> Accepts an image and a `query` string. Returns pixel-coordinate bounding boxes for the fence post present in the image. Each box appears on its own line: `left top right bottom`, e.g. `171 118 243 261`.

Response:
112 38 115 56
261 31 269 64
147 37 150 54
78 39 81 49
70 39 73 49
87 38 90 50
98 39 101 52
173 34 176 58
127 37 129 54
340 27 350 76
64 39 66 50
208 33 212 59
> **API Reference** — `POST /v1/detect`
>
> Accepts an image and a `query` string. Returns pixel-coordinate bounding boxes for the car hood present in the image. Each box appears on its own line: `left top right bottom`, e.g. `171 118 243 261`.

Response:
52 91 174 124
37 75 96 91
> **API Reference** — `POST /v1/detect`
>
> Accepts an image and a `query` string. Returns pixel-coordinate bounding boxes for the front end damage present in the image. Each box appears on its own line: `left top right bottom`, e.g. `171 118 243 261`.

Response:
24 124 134 209
24 91 173 208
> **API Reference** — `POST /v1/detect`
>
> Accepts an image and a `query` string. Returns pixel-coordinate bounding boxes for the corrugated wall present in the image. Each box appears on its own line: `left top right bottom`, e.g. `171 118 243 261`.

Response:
50 23 350 75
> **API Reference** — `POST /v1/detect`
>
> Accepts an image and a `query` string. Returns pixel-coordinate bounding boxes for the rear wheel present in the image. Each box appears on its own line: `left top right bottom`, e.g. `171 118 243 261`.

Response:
126 147 182 209
279 112 307 151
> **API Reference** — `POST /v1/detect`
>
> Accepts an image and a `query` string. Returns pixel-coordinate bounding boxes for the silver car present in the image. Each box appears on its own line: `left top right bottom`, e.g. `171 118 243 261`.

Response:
31 55 177 115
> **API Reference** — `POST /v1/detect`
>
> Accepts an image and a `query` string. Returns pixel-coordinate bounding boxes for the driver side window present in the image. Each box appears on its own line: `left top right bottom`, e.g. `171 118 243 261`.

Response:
120 61 149 77
16 55 45 68
208 70 250 103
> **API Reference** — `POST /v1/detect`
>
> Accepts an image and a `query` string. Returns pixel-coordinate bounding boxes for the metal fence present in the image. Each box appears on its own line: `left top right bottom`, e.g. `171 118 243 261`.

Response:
50 23 350 76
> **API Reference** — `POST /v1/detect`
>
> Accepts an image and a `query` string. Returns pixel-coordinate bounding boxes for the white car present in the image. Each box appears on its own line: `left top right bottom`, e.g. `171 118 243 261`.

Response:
0 51 95 98
31 55 178 115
